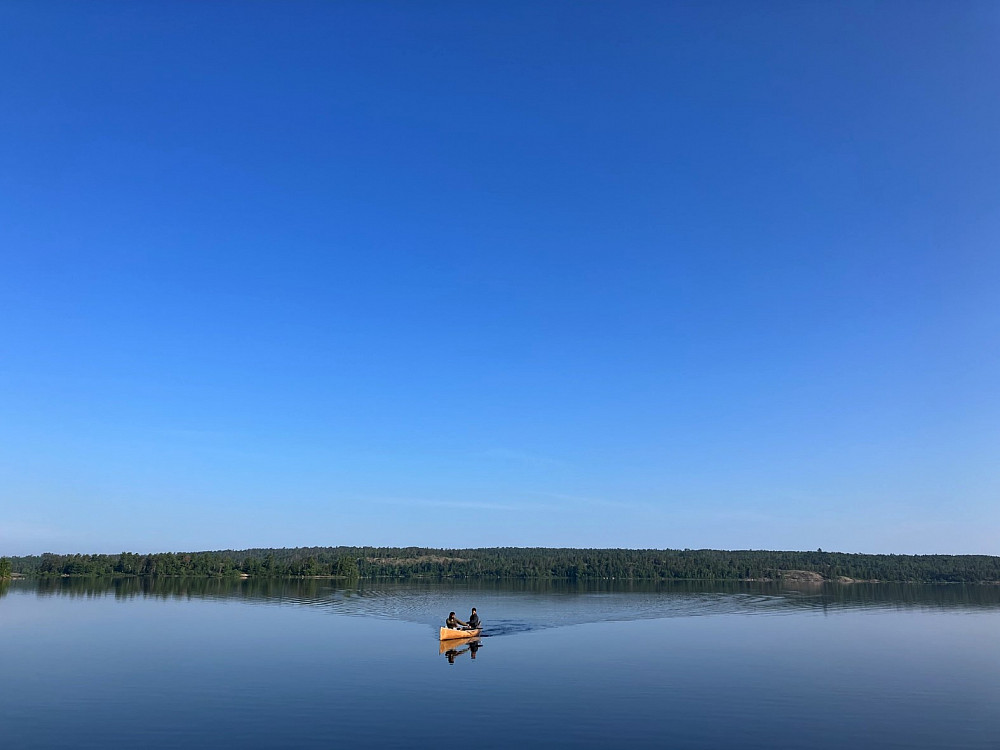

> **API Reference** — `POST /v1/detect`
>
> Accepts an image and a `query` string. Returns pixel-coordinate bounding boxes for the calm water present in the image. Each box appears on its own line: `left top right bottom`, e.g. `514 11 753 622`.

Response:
1 578 998 749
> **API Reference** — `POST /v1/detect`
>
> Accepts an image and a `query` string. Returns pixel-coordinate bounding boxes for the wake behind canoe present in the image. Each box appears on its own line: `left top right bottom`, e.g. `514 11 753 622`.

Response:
440 627 482 640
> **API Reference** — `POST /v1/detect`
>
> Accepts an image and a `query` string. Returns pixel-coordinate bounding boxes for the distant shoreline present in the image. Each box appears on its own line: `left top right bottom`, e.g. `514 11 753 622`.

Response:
5 547 999 584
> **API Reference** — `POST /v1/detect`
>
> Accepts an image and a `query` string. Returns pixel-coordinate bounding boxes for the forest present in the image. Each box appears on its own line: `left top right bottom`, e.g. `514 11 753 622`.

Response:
4 547 1000 583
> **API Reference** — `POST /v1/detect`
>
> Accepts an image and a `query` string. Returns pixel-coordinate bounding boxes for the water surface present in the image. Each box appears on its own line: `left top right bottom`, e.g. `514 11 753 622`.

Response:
2 578 997 748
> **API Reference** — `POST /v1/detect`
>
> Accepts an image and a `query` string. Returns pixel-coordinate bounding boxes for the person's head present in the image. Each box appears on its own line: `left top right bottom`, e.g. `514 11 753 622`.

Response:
449 612 455 617
471 608 477 613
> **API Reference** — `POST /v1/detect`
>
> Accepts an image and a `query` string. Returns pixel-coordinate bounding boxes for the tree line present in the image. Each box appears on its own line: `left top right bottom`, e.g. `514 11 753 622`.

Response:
4 547 999 582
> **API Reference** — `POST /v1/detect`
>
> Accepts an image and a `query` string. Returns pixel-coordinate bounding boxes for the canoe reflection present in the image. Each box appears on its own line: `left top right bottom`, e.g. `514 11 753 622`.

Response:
439 636 482 664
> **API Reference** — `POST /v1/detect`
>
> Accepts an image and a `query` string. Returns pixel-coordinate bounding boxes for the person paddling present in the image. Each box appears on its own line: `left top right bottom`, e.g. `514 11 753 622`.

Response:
446 611 468 630
467 607 480 630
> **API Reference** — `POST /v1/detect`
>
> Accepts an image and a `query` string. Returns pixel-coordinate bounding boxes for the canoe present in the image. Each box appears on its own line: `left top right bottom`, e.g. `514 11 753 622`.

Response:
440 626 482 640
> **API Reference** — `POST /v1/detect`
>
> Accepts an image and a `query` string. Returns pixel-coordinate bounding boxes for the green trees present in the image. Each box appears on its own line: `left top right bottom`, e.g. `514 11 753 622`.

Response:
332 555 359 578
115 552 142 575
0 557 12 579
4 547 999 582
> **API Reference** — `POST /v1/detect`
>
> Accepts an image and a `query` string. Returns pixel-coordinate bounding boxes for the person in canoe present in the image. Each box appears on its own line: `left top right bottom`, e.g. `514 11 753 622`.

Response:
446 611 469 630
467 607 480 630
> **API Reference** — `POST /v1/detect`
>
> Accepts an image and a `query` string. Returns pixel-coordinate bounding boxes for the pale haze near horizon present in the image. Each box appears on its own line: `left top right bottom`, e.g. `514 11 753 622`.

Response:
1 2 997 558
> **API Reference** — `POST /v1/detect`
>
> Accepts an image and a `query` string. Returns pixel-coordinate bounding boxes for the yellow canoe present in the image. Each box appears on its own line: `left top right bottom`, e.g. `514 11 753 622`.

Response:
439 626 482 640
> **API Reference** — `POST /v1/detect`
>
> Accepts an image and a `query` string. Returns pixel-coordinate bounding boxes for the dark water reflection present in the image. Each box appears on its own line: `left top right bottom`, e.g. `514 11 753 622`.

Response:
6 575 1000 615
440 635 483 664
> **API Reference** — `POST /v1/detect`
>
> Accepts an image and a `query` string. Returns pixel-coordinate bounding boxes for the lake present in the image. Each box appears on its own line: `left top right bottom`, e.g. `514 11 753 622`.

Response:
1 578 998 748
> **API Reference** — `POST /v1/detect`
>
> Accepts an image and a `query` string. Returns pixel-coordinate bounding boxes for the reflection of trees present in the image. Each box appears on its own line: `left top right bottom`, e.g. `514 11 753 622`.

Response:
32 576 335 602
16 577 1000 612
804 582 1000 610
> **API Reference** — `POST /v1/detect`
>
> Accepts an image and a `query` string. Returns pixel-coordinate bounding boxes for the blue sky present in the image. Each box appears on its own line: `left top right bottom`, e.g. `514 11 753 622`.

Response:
1 1 997 556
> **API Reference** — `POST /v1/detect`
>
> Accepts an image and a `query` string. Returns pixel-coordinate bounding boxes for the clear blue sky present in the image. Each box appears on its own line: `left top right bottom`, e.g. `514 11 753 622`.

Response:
1 1 997 557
